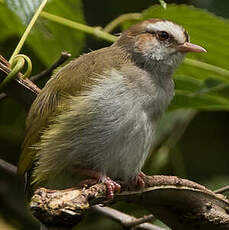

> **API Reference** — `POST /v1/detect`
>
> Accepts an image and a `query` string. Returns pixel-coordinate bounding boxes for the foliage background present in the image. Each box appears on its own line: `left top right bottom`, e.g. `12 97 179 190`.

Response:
0 0 229 229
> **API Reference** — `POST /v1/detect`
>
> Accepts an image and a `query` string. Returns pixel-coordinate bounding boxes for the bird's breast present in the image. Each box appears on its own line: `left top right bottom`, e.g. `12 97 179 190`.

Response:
77 68 169 181
33 68 174 188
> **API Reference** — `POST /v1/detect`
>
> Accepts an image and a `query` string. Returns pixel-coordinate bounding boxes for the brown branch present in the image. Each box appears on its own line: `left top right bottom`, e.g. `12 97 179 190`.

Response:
0 55 40 110
215 185 229 194
0 52 71 103
0 158 17 175
123 214 155 228
30 175 229 230
91 206 162 230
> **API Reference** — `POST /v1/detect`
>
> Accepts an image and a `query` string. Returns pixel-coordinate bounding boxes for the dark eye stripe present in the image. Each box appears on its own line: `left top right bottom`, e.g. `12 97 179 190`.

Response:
184 31 190 42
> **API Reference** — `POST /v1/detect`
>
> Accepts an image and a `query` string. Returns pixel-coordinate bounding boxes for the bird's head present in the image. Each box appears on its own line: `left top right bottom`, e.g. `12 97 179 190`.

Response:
116 19 206 70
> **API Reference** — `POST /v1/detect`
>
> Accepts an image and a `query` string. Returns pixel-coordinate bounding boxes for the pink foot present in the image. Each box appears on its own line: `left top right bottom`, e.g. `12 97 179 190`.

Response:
135 172 146 189
101 176 121 199
75 169 121 199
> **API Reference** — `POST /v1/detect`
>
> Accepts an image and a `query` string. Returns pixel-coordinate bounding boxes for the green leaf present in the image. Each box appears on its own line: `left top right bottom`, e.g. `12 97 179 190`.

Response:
170 90 229 111
174 75 202 92
0 4 24 44
0 0 85 66
171 76 229 111
5 0 42 24
26 0 85 66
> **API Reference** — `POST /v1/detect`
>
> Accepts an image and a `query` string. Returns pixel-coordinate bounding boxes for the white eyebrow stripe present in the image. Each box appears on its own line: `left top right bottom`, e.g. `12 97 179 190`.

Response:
147 21 186 44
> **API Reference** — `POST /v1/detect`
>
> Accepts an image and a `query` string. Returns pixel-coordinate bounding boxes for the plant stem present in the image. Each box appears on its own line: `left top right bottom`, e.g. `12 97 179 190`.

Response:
103 13 142 33
184 58 229 84
0 57 24 91
158 0 167 9
40 11 117 43
9 0 48 64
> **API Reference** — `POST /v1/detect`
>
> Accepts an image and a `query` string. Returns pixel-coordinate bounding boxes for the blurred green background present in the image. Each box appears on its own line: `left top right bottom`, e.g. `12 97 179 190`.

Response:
0 0 229 229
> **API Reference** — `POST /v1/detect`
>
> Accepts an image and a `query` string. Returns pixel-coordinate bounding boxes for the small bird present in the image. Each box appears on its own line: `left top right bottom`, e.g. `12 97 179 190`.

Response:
18 19 206 199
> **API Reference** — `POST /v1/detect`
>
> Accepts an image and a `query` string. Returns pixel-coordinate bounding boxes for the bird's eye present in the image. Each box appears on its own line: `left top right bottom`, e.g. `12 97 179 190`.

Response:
157 31 169 41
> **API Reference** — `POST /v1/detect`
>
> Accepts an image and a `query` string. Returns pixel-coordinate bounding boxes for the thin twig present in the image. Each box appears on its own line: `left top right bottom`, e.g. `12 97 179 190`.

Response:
40 11 117 42
158 0 167 9
214 185 229 194
184 58 229 84
124 214 155 228
9 0 48 63
0 158 17 175
30 51 71 82
91 206 164 230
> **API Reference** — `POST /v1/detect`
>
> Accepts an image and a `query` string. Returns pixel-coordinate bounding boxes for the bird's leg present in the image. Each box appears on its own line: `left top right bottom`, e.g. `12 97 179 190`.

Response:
75 169 121 199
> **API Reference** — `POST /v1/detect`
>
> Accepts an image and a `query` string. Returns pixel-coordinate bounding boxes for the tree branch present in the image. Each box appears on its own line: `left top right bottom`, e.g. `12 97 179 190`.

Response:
0 158 17 175
0 158 165 230
0 52 71 103
1 158 229 230
91 206 163 230
0 55 40 109
30 175 229 230
215 186 229 194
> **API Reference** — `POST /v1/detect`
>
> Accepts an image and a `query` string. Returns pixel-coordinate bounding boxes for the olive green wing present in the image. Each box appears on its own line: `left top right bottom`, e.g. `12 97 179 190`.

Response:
18 45 129 177
18 55 94 176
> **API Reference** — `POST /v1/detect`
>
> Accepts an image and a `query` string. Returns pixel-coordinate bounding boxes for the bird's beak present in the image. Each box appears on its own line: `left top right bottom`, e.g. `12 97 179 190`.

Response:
176 42 207 53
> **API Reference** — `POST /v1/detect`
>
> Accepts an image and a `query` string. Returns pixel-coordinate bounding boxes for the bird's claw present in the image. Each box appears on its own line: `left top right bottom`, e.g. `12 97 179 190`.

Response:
135 172 146 189
76 169 121 199
101 176 121 199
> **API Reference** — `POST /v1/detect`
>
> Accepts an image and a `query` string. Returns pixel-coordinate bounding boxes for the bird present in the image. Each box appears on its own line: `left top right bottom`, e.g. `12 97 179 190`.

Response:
18 18 206 199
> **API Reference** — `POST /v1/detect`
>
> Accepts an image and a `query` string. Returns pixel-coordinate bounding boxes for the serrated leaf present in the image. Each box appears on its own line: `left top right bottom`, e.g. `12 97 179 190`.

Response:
5 0 42 24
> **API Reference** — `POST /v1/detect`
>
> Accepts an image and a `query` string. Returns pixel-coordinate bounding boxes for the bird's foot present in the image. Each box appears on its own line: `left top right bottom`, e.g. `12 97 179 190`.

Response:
100 175 121 199
76 169 121 199
135 171 146 189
